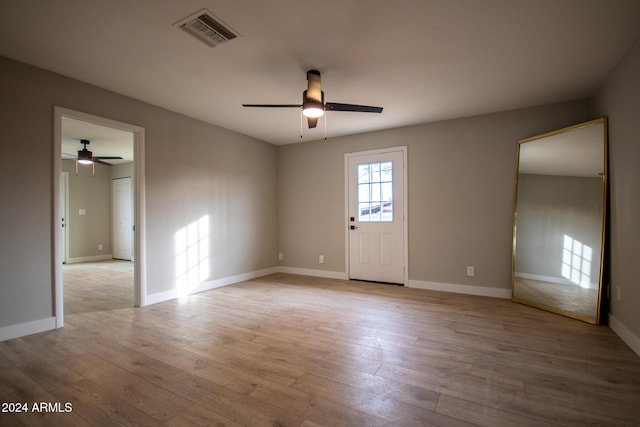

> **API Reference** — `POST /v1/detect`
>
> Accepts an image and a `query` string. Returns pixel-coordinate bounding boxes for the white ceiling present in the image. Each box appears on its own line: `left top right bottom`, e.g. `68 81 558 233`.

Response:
61 117 134 165
1 1 639 146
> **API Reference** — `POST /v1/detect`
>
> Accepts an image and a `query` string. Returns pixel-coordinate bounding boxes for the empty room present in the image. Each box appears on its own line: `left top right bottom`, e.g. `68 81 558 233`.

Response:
1 1 639 426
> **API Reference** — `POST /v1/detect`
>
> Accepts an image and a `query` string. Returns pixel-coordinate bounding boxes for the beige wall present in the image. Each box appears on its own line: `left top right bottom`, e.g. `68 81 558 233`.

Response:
61 159 112 259
277 101 591 291
111 162 134 181
591 34 640 340
0 56 278 328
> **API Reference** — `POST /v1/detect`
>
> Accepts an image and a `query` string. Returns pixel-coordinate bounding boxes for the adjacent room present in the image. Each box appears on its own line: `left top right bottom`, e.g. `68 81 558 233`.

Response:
60 117 136 314
1 1 639 425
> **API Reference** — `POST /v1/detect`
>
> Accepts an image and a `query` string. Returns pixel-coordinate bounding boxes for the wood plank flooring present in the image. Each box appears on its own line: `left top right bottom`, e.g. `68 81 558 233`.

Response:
63 260 134 314
1 272 639 426
514 277 597 318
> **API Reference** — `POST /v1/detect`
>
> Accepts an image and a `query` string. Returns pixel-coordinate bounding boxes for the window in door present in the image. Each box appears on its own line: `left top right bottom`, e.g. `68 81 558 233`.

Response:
358 161 393 222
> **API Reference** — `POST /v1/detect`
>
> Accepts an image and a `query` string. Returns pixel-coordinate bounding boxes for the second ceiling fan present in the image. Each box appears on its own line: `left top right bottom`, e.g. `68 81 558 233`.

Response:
242 69 383 129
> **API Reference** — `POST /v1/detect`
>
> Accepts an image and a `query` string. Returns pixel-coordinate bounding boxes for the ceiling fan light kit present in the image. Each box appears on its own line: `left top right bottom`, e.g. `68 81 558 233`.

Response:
76 139 95 176
77 157 93 165
67 139 124 176
302 103 324 118
77 139 93 164
243 69 383 134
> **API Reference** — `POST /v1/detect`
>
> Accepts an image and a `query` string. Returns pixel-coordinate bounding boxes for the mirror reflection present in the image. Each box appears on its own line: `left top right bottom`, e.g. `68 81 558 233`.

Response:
512 118 607 324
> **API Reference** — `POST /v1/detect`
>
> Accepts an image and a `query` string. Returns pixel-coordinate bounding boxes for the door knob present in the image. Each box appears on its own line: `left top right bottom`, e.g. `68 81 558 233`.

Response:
350 225 358 230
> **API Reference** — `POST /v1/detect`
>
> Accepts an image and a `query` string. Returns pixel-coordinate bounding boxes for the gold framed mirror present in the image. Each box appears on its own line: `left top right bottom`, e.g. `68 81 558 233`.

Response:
512 118 607 324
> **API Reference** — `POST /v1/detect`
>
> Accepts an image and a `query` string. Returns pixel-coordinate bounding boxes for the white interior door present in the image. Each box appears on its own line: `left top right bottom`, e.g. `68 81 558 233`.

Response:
348 149 406 284
112 177 132 261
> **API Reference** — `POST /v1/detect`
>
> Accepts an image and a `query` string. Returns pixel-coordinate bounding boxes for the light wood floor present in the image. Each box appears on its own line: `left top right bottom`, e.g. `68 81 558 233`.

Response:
1 272 639 426
63 260 134 314
514 277 598 319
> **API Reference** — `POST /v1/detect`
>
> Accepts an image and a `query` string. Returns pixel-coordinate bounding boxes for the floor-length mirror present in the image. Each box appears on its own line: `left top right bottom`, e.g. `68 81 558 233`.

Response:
512 118 607 324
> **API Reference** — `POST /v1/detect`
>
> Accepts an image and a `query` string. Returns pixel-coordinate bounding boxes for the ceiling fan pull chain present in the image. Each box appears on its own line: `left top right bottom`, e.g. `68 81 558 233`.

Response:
324 113 327 140
300 110 303 139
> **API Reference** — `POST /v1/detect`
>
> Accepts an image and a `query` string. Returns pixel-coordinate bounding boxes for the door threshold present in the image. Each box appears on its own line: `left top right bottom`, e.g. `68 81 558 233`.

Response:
349 278 404 286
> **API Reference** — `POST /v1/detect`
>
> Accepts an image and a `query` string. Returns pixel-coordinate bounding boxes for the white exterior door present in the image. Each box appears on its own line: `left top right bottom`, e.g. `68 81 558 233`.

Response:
347 148 406 284
112 177 132 261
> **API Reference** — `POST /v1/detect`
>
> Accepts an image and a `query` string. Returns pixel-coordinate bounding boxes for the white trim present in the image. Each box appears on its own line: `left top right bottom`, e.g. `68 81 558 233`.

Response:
134 127 147 307
61 171 69 263
53 106 147 328
0 317 56 342
278 266 348 280
145 267 280 306
407 279 512 299
344 146 409 285
608 313 640 357
53 109 63 327
65 254 114 264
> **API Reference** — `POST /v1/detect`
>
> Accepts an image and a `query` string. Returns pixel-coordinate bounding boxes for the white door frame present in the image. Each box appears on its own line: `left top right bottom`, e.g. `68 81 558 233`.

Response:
344 146 408 285
60 171 69 264
53 106 147 328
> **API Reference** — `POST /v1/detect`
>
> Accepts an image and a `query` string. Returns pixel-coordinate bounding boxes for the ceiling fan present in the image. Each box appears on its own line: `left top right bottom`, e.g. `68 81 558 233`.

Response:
64 139 123 176
63 139 123 165
242 69 383 129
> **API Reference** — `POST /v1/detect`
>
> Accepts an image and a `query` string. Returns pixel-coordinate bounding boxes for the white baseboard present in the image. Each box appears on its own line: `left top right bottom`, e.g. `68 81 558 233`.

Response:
608 313 640 357
276 269 511 299
407 279 512 299
65 254 113 264
145 267 280 306
0 317 57 342
277 266 348 280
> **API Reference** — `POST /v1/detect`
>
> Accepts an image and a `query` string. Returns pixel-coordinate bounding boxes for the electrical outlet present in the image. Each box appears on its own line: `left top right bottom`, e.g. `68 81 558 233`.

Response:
278 252 283 261
98 244 103 251
319 255 325 264
466 266 475 277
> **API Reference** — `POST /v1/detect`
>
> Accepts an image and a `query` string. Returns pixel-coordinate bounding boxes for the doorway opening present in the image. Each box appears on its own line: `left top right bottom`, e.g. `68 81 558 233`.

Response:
53 107 146 327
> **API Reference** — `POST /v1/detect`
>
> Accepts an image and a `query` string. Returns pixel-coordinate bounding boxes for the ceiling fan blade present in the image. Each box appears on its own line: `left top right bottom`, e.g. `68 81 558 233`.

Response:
307 117 319 128
94 156 123 160
325 102 383 113
94 159 112 166
306 70 322 102
242 104 302 108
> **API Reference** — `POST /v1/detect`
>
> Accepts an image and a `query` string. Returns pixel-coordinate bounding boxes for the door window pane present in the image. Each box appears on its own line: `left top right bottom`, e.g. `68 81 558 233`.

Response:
358 184 370 202
358 161 393 222
358 164 370 183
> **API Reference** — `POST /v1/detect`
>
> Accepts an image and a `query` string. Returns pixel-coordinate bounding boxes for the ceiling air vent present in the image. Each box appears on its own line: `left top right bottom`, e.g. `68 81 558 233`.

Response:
176 9 238 47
